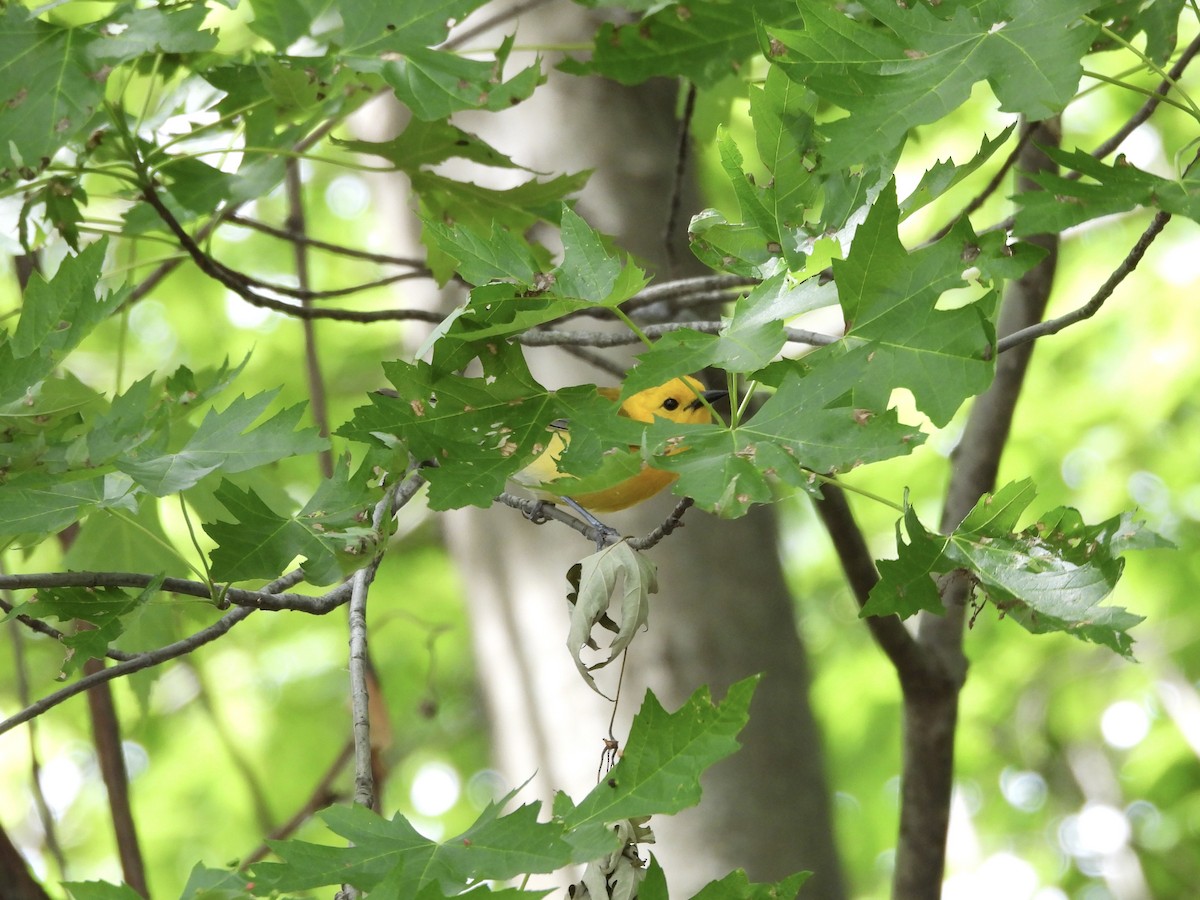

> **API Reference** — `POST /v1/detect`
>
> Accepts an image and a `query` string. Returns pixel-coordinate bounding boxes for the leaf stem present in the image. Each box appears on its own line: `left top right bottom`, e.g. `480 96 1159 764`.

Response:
104 506 209 583
1081 17 1200 118
1081 70 1199 118
179 494 213 587
811 472 904 513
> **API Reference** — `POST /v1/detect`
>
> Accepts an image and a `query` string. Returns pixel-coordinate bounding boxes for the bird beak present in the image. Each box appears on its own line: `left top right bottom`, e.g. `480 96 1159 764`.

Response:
689 389 729 411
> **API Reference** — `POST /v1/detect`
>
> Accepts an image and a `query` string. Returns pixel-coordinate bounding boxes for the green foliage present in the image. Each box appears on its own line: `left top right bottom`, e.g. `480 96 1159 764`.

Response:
764 0 1098 167
2 0 1197 896
244 680 757 897
864 481 1169 656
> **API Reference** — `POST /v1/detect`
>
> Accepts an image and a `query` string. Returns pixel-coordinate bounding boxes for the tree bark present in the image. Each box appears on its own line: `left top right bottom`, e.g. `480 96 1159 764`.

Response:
0 824 52 900
892 119 1061 899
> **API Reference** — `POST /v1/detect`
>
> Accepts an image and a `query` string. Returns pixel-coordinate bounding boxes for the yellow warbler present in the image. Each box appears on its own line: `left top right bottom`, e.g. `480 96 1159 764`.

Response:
512 376 726 513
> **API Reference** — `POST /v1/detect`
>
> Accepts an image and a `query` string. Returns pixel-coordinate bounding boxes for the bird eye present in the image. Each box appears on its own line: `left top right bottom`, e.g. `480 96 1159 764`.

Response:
662 397 680 411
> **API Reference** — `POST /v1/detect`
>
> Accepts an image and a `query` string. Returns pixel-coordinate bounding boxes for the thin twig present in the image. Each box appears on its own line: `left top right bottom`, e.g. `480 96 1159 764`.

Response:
0 606 256 737
137 179 444 323
0 572 354 614
627 498 694 550
0 595 138 662
1088 31 1200 164
498 492 700 551
225 214 429 269
554 343 630 380
496 492 608 544
125 111 342 308
348 489 398 811
665 82 698 277
235 269 439 302
551 275 754 324
997 209 1170 354
6 609 68 878
287 160 335 478
240 739 354 868
520 320 838 348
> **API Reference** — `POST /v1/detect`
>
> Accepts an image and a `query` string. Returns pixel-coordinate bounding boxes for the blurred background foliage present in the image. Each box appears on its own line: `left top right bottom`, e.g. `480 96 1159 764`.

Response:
2 2 1199 899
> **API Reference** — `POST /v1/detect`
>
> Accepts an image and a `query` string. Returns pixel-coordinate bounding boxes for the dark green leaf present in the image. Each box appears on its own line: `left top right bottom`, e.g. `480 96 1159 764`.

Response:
0 476 109 539
336 0 489 57
690 868 812 899
587 0 800 88
563 677 759 828
622 273 835 394
179 862 254 900
116 391 326 496
766 0 1097 166
0 240 127 405
0 6 102 176
862 504 947 619
422 219 541 286
205 459 378 585
1090 0 1184 63
1014 146 1200 234
648 360 925 518
63 882 144 900
87 4 218 62
825 183 998 426
338 361 556 509
379 39 543 121
865 480 1164 657
253 797 618 895
553 206 629 302
336 120 523 172
899 125 1017 219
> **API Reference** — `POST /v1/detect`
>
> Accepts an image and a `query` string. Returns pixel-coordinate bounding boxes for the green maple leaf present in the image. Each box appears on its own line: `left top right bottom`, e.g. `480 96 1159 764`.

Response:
3 579 158 675
0 240 127 406
690 869 813 899
62 882 144 900
765 0 1097 166
422 220 541 286
205 463 377 586
87 4 217 61
621 272 836 393
335 120 523 173
116 390 326 496
825 183 999 427
416 171 587 284
563 677 759 829
899 125 1017 219
253 797 616 895
424 206 645 355
0 476 109 540
0 5 103 174
380 38 543 121
585 0 801 88
1015 146 1200 234
339 361 556 509
864 480 1169 657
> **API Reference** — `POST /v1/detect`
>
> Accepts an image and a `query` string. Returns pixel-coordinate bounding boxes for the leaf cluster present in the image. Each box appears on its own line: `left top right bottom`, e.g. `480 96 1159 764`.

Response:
1 0 1196 894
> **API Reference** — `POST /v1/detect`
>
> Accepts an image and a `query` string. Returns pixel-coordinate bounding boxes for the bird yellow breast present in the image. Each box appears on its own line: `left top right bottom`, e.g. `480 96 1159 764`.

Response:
511 376 716 512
